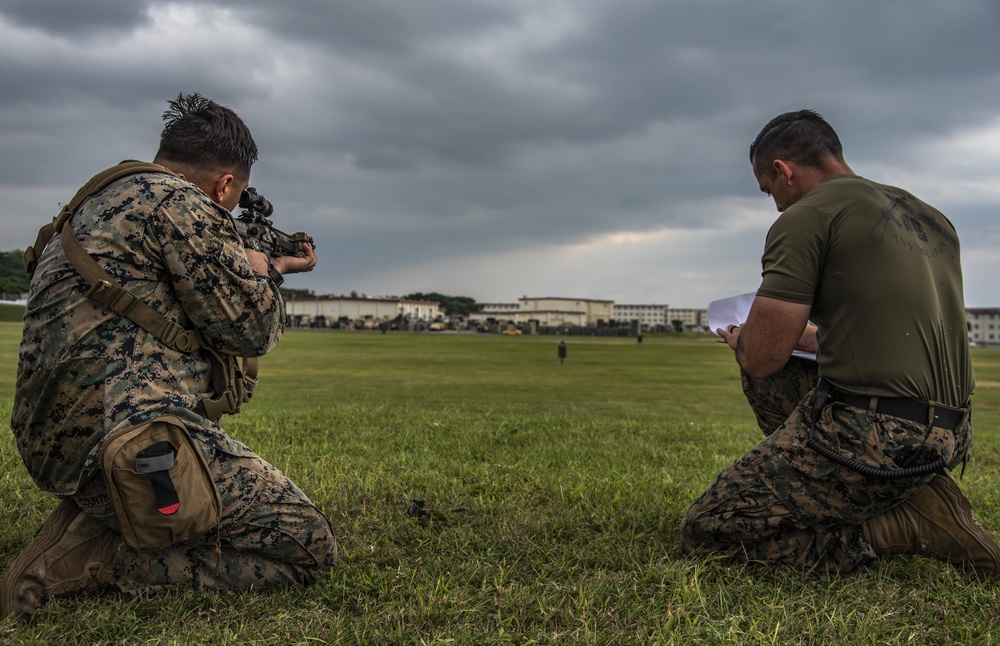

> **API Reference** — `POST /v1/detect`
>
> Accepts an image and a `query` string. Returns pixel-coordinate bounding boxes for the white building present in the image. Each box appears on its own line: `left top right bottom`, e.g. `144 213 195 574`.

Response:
666 308 709 331
470 296 614 327
476 302 520 317
613 303 669 327
284 295 442 327
966 308 1000 345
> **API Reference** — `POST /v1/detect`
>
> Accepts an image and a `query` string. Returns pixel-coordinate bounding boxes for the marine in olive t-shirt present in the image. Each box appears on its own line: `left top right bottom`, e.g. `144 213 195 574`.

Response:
757 174 973 407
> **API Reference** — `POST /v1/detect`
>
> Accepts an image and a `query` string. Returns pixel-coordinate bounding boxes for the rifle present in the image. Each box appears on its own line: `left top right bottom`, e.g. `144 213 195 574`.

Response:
233 188 315 258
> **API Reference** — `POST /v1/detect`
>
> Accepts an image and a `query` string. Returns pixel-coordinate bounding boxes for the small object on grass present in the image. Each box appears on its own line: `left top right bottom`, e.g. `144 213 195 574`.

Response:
406 499 470 524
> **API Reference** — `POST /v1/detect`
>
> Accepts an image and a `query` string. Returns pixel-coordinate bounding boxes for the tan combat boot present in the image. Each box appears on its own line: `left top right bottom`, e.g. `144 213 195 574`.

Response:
864 473 1000 581
1 498 121 619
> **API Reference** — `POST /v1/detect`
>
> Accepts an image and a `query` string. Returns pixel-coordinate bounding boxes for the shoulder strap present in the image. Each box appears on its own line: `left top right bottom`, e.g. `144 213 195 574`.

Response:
40 161 200 353
24 161 179 278
60 230 202 353
30 161 258 419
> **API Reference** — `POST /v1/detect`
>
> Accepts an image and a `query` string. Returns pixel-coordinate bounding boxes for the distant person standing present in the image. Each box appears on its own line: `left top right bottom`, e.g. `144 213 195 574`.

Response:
558 341 567 364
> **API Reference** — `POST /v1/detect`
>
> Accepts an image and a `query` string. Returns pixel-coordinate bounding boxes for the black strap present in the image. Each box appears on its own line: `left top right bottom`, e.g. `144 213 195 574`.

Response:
135 441 180 515
267 264 284 287
831 391 965 430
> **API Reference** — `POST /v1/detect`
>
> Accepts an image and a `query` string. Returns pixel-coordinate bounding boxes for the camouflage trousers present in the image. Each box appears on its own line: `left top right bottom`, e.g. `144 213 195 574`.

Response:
70 434 337 594
680 357 971 573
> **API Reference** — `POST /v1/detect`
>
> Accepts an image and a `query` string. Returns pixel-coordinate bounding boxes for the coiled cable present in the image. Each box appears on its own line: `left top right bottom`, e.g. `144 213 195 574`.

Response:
807 379 946 480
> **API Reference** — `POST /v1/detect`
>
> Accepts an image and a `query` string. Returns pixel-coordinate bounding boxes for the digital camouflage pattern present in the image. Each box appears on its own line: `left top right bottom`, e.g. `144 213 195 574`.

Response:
12 171 284 495
9 169 336 592
73 434 336 591
741 356 819 436
680 359 971 574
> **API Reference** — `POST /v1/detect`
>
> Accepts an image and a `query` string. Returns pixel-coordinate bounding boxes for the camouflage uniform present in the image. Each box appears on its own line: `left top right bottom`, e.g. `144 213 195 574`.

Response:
680 358 971 573
9 170 336 592
681 169 975 574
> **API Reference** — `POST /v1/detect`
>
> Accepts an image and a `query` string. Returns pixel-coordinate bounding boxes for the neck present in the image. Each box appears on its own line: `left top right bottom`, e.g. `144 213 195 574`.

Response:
817 158 855 180
799 159 855 193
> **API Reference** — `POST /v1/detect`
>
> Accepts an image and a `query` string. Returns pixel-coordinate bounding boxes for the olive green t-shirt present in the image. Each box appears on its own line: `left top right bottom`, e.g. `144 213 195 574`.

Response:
757 175 973 407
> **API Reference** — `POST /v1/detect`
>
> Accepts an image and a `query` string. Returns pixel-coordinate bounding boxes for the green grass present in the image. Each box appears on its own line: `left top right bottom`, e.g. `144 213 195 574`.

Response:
3 323 1000 644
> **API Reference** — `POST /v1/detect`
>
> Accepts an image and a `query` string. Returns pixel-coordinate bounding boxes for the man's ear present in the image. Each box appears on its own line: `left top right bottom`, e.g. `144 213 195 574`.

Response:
773 159 794 185
210 173 237 203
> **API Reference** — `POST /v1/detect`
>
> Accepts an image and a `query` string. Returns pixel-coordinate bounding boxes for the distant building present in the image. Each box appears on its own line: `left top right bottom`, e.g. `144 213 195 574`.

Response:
666 308 708 331
613 303 669 327
470 296 613 327
966 308 1000 345
475 302 521 318
284 295 442 327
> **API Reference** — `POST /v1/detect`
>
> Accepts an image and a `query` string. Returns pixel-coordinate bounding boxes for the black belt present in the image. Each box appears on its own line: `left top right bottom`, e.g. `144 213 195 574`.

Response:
831 391 966 430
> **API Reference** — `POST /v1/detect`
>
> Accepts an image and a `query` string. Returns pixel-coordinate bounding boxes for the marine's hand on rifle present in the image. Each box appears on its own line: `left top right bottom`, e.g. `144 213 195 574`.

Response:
271 243 317 275
245 247 271 277
234 187 316 260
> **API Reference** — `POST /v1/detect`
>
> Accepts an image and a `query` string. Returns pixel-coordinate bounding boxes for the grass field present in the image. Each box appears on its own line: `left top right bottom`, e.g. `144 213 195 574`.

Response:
3 323 1000 644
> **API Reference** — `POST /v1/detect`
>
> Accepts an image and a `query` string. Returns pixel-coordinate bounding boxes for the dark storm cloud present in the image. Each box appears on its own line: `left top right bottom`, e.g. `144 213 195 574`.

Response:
0 0 151 36
0 0 998 305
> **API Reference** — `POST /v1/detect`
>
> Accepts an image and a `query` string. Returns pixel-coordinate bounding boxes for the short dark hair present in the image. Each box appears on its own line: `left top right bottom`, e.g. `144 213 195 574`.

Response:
155 93 258 179
749 109 843 178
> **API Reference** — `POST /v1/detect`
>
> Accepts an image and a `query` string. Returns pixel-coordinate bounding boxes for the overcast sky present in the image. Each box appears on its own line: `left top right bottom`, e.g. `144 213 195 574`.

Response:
1 1 998 308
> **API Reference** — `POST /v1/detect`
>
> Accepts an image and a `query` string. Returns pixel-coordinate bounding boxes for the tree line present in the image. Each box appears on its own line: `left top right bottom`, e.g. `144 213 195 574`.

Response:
0 249 29 295
2 250 482 315
404 292 481 316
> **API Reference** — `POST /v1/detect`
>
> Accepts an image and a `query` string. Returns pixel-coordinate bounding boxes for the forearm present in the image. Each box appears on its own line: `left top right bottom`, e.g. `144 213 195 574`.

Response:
733 296 812 379
735 333 791 379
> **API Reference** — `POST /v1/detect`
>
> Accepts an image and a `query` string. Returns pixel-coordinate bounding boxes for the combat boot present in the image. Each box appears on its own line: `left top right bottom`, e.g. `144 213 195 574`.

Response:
1 498 120 619
863 473 1000 581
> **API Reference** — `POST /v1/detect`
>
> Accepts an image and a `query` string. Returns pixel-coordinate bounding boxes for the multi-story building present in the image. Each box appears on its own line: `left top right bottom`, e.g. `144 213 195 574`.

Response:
283 295 442 327
475 302 520 319
470 296 613 327
613 303 669 328
966 308 1000 345
666 308 709 331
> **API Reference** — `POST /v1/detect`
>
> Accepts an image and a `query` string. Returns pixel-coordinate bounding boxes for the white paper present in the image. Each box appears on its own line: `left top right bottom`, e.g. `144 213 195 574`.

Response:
707 292 817 361
708 292 756 336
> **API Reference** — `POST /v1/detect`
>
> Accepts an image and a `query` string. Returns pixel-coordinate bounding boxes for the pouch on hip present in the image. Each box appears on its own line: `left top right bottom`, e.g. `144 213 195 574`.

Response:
101 416 222 551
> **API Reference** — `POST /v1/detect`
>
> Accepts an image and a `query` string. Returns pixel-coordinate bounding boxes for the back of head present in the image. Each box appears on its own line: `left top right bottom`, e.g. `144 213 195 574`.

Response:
153 93 258 182
749 109 843 178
